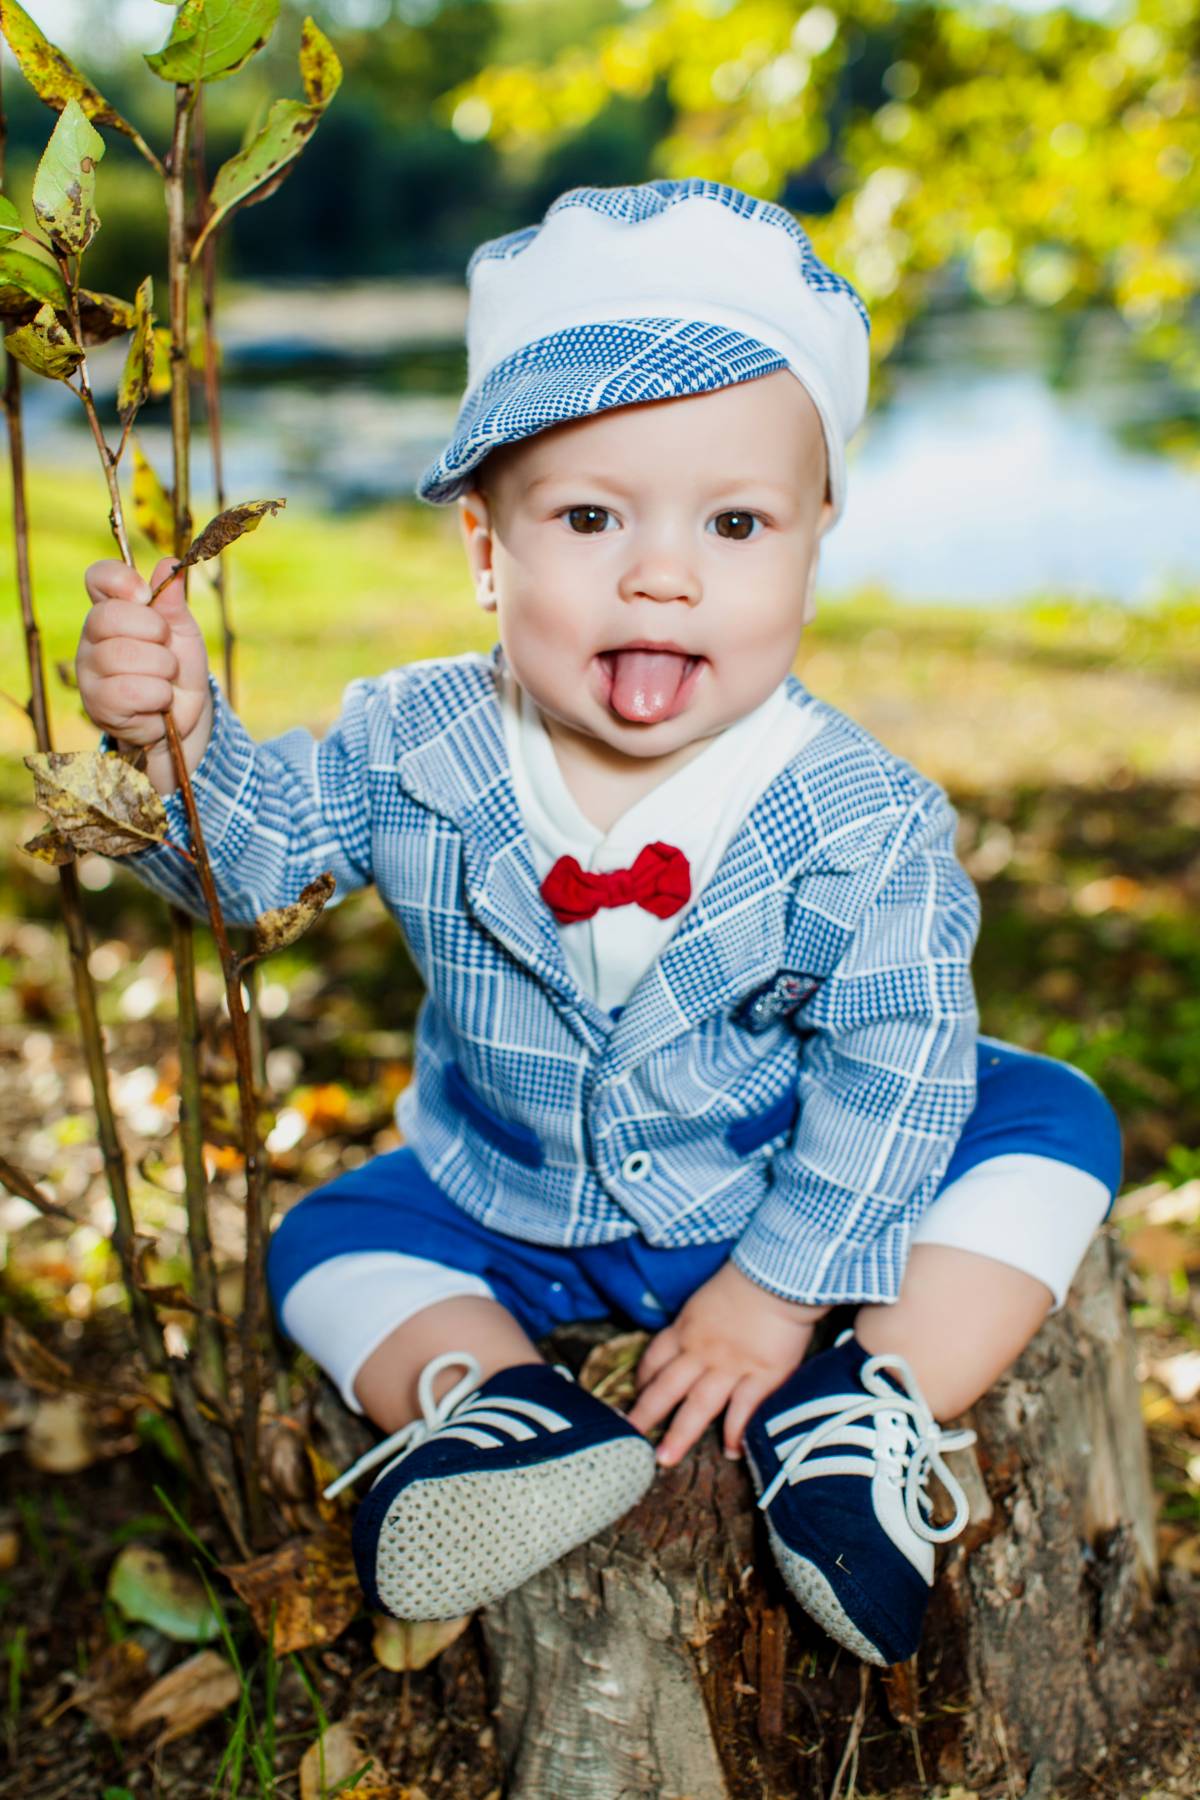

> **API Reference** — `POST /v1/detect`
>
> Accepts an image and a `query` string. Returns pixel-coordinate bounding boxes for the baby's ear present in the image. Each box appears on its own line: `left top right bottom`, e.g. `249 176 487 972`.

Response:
459 489 498 613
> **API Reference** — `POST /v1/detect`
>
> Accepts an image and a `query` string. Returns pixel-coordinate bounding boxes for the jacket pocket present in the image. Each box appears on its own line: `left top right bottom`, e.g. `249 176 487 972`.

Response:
725 1089 800 1156
442 1062 545 1170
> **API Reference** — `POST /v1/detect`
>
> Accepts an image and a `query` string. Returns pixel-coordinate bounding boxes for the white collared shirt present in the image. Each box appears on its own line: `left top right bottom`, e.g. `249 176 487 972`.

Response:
498 665 824 1011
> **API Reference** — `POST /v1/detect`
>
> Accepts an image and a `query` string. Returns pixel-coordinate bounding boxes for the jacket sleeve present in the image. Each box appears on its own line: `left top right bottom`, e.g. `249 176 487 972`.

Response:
730 788 981 1308
102 674 380 926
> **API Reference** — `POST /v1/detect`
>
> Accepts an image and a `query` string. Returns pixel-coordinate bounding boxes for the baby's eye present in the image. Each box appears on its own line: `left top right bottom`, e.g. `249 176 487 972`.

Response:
563 505 615 534
710 511 763 541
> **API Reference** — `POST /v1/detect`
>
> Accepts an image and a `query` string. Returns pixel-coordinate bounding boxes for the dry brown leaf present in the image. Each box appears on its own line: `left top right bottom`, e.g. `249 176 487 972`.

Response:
578 1330 649 1411
20 826 74 865
0 1528 19 1573
4 1315 77 1393
1162 1533 1200 1576
124 1649 240 1747
3 1316 158 1411
299 1722 378 1800
251 871 336 959
24 748 169 859
371 1613 471 1672
25 1392 97 1473
1126 1224 1200 1277
221 1527 360 1654
181 498 285 569
69 1641 150 1735
880 1657 920 1726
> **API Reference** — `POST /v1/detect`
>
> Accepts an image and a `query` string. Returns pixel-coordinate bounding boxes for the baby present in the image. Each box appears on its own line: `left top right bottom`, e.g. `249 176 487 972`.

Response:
78 181 1122 1666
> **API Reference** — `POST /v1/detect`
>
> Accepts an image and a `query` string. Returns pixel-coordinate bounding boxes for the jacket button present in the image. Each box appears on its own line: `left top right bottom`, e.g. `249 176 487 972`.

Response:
621 1149 653 1182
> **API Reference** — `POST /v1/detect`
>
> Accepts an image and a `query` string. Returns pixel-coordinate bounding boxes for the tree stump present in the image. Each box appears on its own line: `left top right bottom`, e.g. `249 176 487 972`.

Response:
480 1231 1161 1799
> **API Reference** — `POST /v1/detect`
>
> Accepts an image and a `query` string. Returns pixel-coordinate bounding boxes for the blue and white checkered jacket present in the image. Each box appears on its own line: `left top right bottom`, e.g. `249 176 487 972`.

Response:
119 647 980 1305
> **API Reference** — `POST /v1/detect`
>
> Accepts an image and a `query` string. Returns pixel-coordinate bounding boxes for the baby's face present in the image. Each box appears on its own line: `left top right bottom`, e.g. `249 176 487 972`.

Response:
459 370 833 765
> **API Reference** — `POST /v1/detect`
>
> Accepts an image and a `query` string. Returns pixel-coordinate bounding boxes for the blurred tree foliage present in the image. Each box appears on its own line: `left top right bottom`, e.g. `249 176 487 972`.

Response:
450 0 1199 413
1 0 1194 420
0 0 666 287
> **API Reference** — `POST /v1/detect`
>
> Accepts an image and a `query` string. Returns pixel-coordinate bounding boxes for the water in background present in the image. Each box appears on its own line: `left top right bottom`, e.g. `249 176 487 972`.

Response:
22 284 1198 607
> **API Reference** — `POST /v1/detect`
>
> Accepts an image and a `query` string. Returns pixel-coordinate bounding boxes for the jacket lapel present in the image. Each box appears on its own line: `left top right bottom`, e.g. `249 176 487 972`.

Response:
394 652 613 1049
599 686 866 1079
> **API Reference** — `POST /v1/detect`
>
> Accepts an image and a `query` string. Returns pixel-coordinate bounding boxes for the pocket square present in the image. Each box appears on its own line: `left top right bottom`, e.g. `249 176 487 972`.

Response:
733 970 821 1034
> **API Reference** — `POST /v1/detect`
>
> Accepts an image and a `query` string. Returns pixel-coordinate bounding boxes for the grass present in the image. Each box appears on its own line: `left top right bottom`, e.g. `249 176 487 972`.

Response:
2 465 1199 791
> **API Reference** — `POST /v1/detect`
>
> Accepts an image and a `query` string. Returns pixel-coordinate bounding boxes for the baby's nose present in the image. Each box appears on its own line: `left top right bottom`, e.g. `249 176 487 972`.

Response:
617 553 701 606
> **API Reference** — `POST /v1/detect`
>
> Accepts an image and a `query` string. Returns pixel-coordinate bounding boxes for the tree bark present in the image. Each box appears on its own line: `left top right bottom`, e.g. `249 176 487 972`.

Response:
481 1230 1161 1799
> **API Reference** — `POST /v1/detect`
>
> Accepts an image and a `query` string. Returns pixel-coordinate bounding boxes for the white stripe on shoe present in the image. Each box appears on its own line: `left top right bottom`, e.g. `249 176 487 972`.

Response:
322 1353 573 1500
756 1348 977 1560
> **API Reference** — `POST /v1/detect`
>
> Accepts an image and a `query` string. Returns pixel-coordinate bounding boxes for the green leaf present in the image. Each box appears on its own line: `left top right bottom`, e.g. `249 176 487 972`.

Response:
0 0 152 155
145 0 280 85
106 1545 221 1644
118 277 155 427
32 97 104 255
0 245 67 319
0 195 22 239
192 21 340 259
4 301 82 379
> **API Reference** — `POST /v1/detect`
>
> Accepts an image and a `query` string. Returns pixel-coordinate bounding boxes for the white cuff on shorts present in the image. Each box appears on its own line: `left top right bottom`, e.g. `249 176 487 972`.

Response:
280 1250 496 1412
910 1152 1111 1310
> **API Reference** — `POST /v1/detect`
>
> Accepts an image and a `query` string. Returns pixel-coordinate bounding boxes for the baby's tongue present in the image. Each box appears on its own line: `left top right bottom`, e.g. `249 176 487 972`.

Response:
607 649 690 724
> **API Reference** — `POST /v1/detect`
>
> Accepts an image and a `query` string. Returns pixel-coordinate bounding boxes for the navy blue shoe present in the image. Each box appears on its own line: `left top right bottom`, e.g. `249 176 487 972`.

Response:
744 1330 976 1665
324 1352 656 1621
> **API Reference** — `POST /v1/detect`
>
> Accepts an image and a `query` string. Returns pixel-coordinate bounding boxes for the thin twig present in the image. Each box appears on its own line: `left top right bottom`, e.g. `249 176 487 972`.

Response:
192 90 236 705
2 333 162 1376
0 1154 77 1224
828 1664 871 1800
166 79 268 1544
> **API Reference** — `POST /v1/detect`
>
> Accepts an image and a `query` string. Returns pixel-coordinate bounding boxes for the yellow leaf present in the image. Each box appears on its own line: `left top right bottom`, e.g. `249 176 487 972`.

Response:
132 441 175 555
371 1613 471 1672
4 299 82 379
118 276 155 426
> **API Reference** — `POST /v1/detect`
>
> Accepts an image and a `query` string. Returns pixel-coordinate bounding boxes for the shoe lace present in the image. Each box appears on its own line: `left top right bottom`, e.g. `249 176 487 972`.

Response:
756 1350 978 1545
322 1350 484 1501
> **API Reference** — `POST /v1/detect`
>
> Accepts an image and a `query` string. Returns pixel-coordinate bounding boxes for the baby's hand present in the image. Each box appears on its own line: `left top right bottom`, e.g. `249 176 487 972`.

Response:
627 1261 829 1467
78 557 214 795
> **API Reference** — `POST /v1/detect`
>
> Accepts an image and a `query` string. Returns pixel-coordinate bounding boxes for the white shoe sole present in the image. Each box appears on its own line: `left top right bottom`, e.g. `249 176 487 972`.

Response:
373 1435 656 1620
763 1521 888 1665
747 1451 888 1666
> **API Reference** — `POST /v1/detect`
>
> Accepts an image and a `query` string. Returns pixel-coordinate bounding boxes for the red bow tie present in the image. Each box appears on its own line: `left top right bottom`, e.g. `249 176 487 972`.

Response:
539 843 691 925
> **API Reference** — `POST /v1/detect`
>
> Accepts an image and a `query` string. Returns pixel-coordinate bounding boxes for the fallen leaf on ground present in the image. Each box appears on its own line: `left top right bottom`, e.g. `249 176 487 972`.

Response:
124 1649 240 1746
372 1613 470 1672
579 1330 648 1411
0 1528 19 1573
299 1721 383 1800
107 1544 221 1643
1144 1180 1200 1227
69 1641 150 1735
221 1526 359 1654
25 1392 97 1473
1149 1351 1200 1405
1125 1223 1200 1277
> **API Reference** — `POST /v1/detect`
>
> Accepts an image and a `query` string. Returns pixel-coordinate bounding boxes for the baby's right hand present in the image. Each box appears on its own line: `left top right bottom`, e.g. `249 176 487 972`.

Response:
78 558 214 794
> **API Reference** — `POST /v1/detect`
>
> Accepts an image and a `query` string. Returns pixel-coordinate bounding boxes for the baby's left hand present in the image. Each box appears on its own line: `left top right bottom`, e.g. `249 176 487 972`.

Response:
627 1261 829 1467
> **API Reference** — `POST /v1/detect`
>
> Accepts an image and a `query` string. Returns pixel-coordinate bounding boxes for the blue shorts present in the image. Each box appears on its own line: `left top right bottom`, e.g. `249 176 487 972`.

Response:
267 1038 1121 1343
